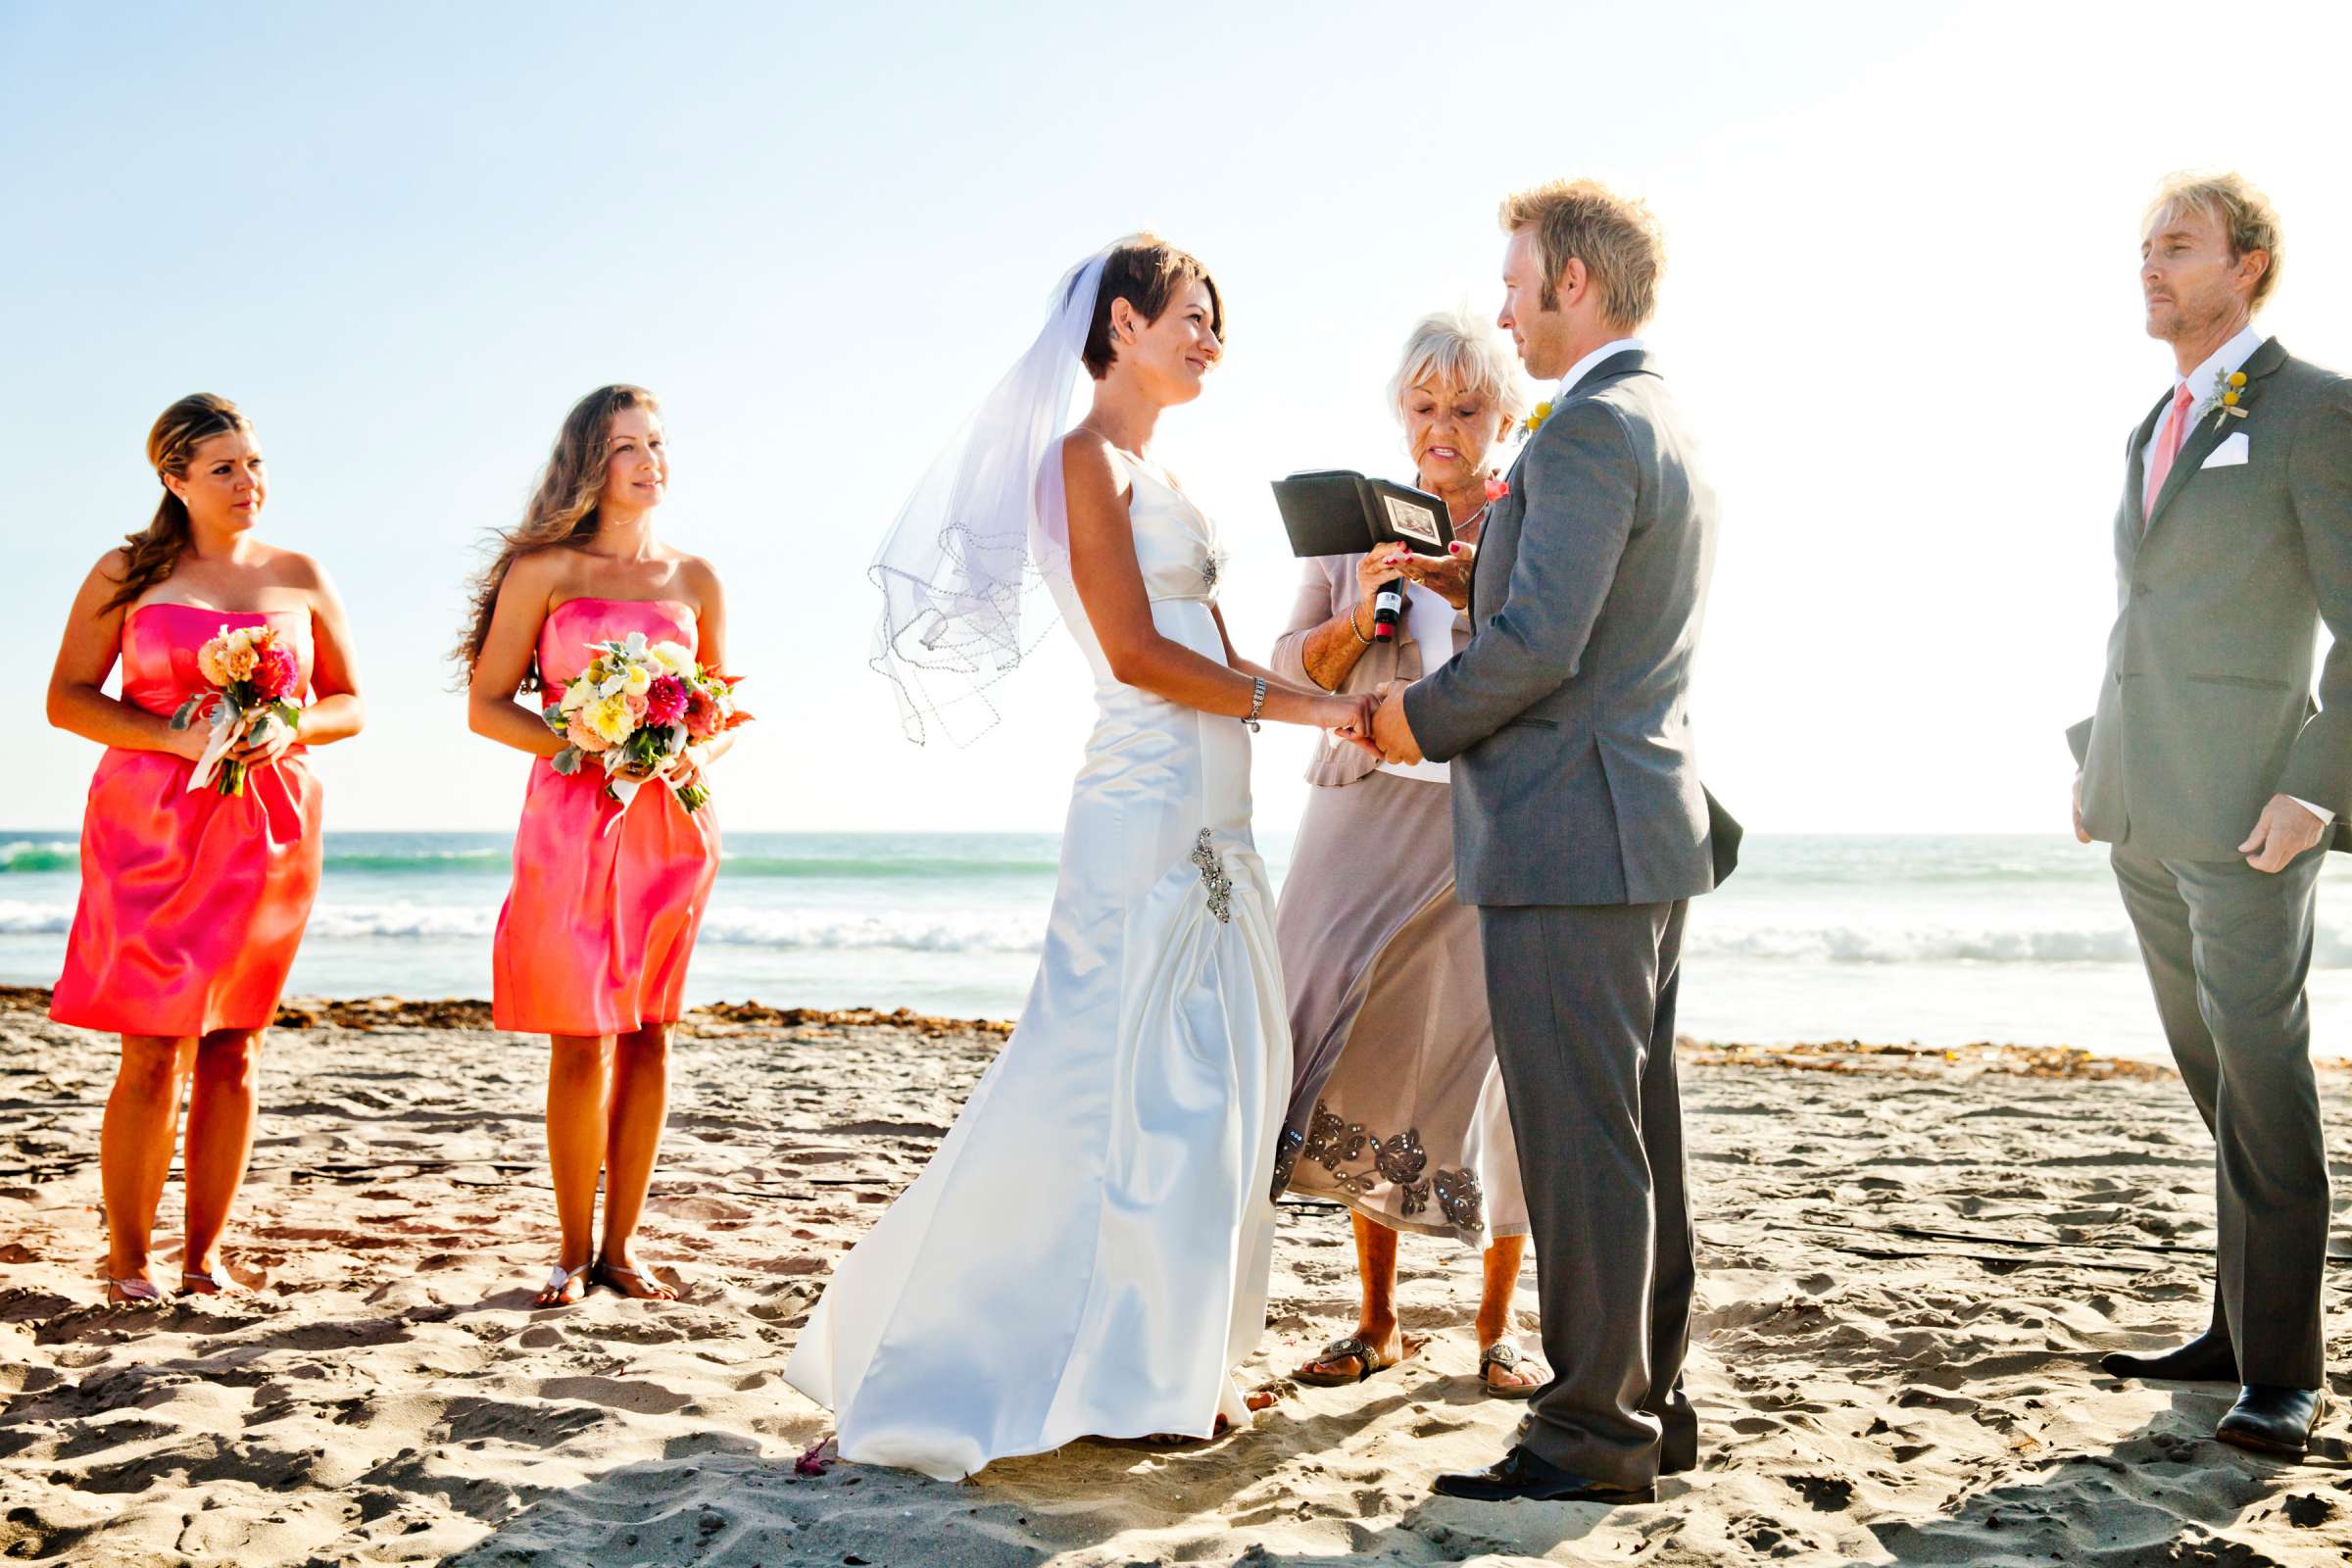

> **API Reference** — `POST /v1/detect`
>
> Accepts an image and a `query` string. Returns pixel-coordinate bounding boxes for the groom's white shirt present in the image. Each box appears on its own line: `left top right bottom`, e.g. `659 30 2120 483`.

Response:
2142 321 2264 469
2137 322 2328 826
1553 336 1645 403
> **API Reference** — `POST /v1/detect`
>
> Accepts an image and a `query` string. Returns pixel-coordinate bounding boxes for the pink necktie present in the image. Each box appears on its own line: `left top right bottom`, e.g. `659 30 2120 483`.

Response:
2142 382 2195 521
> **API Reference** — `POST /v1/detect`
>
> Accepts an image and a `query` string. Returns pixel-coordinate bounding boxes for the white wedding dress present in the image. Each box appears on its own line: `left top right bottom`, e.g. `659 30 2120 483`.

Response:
786 449 1291 1481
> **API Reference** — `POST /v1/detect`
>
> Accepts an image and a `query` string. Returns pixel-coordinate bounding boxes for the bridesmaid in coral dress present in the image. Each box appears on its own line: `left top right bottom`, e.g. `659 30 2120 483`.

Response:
44 394 366 1303
460 385 729 1307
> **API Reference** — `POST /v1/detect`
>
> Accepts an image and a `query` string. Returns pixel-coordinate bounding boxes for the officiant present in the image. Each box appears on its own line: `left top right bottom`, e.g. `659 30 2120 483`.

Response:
1268 310 1543 1396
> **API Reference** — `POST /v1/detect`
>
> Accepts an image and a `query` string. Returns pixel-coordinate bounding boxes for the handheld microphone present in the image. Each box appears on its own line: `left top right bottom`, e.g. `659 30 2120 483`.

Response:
1370 571 1407 641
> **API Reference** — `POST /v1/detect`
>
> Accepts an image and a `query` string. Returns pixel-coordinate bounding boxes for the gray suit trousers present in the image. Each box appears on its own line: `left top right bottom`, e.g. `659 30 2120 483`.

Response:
2110 842 2331 1388
1478 900 1694 1490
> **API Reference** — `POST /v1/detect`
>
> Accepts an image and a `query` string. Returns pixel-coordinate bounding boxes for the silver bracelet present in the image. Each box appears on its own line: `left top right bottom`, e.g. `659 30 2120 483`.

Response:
1244 676 1267 732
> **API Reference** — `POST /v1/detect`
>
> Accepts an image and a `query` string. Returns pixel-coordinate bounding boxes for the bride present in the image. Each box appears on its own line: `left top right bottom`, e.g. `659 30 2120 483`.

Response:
785 237 1375 1480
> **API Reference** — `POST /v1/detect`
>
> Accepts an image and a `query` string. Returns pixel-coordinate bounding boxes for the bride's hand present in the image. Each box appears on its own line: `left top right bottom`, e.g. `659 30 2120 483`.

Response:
1320 692 1382 757
1393 542 1474 611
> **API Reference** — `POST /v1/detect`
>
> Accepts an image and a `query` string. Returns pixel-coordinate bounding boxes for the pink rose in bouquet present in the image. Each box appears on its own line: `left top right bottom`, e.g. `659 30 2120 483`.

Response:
564 710 612 754
253 640 302 700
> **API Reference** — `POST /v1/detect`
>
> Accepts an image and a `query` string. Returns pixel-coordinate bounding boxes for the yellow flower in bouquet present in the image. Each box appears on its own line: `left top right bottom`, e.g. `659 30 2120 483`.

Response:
586 691 637 745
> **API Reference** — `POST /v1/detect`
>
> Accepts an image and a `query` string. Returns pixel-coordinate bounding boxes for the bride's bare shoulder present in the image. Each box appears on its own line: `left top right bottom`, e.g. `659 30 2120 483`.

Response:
1056 430 1130 507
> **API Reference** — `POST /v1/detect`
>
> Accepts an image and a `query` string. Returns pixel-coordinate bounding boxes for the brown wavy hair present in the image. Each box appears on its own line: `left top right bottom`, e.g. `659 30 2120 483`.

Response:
454 384 659 686
100 394 254 616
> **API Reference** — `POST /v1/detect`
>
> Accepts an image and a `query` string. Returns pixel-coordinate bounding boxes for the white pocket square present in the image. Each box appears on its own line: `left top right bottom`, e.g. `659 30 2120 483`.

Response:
2201 430 2251 467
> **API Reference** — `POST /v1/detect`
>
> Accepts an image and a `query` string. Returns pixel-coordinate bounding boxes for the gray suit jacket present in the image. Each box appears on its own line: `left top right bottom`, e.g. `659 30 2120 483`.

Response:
1403 349 1734 906
2070 338 2352 858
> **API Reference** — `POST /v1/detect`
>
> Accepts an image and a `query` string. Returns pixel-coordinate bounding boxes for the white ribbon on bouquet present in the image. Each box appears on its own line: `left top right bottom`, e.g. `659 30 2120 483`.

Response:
183 703 293 794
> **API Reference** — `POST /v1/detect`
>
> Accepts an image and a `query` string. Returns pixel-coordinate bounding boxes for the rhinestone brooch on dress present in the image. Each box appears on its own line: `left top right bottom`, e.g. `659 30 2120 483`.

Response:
1200 551 1224 593
1191 829 1234 924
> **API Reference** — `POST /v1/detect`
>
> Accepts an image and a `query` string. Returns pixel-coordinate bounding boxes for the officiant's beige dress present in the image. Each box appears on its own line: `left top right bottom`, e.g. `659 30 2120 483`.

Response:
1268 552 1526 1246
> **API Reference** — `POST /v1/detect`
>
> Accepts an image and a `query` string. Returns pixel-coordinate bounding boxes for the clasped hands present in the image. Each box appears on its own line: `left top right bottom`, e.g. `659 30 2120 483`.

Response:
1332 679 1424 765
2073 774 2327 873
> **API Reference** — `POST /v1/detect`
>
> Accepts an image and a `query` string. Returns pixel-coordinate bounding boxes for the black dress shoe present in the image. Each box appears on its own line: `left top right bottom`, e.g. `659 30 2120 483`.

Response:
1431 1444 1654 1504
2215 1385 2326 1456
2099 1330 2238 1383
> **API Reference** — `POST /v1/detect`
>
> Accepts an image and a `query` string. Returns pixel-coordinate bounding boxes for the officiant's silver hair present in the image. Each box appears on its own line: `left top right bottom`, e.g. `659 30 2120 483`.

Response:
1500 178 1664 330
1387 310 1528 433
2144 172 2282 310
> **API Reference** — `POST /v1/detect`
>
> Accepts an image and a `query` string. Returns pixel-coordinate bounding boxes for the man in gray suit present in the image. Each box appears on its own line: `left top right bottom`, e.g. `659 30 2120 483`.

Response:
2071 172 2352 1456
1371 178 1735 1503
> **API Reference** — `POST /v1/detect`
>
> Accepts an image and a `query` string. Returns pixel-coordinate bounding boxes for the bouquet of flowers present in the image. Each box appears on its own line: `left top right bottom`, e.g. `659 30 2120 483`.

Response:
543 631 746 811
171 623 304 797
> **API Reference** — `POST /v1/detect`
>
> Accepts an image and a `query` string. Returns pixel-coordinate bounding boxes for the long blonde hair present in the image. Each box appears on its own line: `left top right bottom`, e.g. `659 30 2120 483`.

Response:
102 394 253 615
455 384 658 685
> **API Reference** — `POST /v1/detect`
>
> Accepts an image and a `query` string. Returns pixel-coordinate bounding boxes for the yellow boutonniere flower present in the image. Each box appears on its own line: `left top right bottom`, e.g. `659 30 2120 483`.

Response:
2210 368 2252 431
1520 400 1553 441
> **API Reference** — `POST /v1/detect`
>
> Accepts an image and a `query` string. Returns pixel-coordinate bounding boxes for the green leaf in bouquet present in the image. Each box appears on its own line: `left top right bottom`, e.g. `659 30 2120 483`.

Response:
170 695 202 730
551 746 583 776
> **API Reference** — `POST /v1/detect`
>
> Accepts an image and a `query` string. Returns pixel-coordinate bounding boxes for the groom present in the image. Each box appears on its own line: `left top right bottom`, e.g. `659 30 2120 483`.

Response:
1372 178 1735 1503
2072 172 2352 1456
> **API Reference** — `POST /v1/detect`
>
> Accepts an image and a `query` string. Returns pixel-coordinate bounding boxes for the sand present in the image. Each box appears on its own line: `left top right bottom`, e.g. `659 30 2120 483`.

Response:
3 987 2350 1567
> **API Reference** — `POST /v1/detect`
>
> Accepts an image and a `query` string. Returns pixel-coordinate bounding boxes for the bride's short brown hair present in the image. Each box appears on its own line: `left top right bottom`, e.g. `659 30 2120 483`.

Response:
1083 235 1224 379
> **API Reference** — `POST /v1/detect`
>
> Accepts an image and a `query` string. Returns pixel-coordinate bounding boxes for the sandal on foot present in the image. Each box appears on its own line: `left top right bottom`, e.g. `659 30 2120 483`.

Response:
534 1261 591 1307
1479 1341 1544 1400
179 1268 237 1296
106 1276 167 1305
594 1258 678 1300
1296 1334 1401 1387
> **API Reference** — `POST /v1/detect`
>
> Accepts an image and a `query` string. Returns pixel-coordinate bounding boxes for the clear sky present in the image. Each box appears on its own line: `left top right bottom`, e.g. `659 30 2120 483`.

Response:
10 0 2350 837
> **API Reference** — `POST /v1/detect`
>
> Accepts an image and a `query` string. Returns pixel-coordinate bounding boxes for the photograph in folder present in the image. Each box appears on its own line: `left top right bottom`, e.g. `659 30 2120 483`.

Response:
1270 469 1456 559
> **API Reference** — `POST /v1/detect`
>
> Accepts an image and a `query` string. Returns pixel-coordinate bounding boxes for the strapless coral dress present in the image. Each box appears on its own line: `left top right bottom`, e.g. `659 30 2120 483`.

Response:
51 605 323 1038
491 597 721 1036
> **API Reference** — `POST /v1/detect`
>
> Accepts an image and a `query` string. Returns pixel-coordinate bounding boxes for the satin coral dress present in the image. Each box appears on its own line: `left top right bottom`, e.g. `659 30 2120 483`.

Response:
491 597 720 1037
51 605 323 1038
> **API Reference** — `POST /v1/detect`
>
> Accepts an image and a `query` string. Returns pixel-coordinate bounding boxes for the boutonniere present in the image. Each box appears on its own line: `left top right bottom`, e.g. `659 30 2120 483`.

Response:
1483 472 1510 503
1517 400 1552 442
2209 368 2252 431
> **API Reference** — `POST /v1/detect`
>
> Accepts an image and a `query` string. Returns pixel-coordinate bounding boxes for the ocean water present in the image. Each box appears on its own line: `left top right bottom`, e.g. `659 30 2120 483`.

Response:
10 829 2352 1060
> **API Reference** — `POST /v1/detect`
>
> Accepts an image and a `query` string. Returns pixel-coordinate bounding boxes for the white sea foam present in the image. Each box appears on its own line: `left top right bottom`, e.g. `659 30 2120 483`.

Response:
12 889 2351 969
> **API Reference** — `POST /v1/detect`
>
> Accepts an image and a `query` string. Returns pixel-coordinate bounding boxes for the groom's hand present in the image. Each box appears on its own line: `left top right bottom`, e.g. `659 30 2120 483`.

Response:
2239 793 2328 873
1371 681 1423 765
2072 771 2090 845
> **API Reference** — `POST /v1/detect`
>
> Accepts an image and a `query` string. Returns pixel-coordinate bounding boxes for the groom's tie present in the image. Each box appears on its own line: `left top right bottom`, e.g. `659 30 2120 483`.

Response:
2142 382 2196 525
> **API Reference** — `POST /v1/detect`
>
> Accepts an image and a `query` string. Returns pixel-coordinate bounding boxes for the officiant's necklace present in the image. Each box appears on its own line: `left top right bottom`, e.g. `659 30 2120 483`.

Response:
1440 478 1494 542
